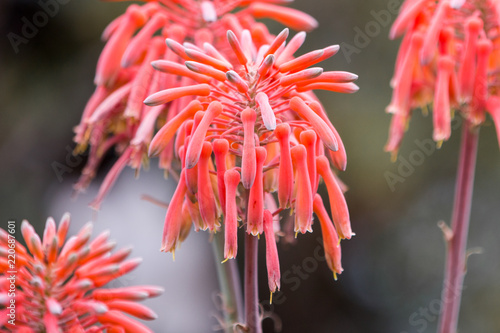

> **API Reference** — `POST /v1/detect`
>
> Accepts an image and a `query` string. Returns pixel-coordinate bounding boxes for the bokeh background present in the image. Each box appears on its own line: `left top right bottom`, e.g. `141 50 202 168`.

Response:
1 0 500 332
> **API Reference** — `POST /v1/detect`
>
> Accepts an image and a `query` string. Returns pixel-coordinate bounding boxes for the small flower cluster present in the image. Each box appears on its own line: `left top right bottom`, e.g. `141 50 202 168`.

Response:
0 214 162 332
386 0 500 155
147 27 357 294
73 0 318 210
76 0 358 298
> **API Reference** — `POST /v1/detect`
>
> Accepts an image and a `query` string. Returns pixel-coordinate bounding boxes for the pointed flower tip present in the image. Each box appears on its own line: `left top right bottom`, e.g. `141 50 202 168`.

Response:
150 286 165 297
94 302 109 314
226 70 249 93
47 298 63 315
61 211 71 220
450 0 466 9
256 92 276 130
21 218 32 229
201 0 217 23
185 103 222 169
249 2 318 31
144 84 211 107
150 60 162 70
131 257 143 265
328 45 340 53
289 97 338 151
45 216 56 228
350 83 360 93
143 92 163 107
226 30 236 40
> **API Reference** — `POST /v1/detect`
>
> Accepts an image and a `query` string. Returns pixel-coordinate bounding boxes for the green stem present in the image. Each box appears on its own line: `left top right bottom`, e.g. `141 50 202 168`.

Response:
437 121 479 333
212 232 244 332
244 233 262 333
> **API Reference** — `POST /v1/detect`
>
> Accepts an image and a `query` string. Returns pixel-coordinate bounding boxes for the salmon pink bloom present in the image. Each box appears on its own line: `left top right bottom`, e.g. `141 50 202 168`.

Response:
74 0 318 209
0 214 162 332
387 3 500 333
263 209 280 299
146 28 358 293
312 194 343 279
386 0 500 155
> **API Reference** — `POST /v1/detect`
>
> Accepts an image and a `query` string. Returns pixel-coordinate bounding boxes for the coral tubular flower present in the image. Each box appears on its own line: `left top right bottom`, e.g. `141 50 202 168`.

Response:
74 0 318 209
197 141 220 232
147 27 357 292
263 209 280 300
317 155 352 240
224 168 241 260
312 194 343 279
291 144 313 234
161 169 188 254
386 0 500 154
247 147 267 235
275 123 293 209
0 214 162 332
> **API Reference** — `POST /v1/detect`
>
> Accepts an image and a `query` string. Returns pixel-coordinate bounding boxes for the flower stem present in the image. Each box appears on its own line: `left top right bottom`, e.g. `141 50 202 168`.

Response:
212 233 244 332
245 233 262 333
438 120 479 333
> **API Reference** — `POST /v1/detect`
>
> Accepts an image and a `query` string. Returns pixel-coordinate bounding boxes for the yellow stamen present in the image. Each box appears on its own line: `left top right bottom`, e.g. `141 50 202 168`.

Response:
404 119 410 131
333 271 337 281
436 140 443 149
270 292 273 304
74 141 88 155
390 150 398 163
221 258 229 264
421 104 429 116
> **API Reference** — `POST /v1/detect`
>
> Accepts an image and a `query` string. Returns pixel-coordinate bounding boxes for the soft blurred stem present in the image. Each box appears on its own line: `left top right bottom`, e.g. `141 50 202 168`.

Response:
212 232 244 332
245 233 262 333
438 120 479 333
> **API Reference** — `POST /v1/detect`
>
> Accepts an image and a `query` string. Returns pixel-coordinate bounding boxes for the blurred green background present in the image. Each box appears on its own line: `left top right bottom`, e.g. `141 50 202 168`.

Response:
1 0 499 332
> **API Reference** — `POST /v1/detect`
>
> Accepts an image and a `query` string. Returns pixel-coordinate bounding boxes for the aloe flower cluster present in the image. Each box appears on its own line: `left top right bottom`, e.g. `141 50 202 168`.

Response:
386 0 500 154
74 0 358 299
146 26 358 294
73 0 318 210
0 214 162 332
